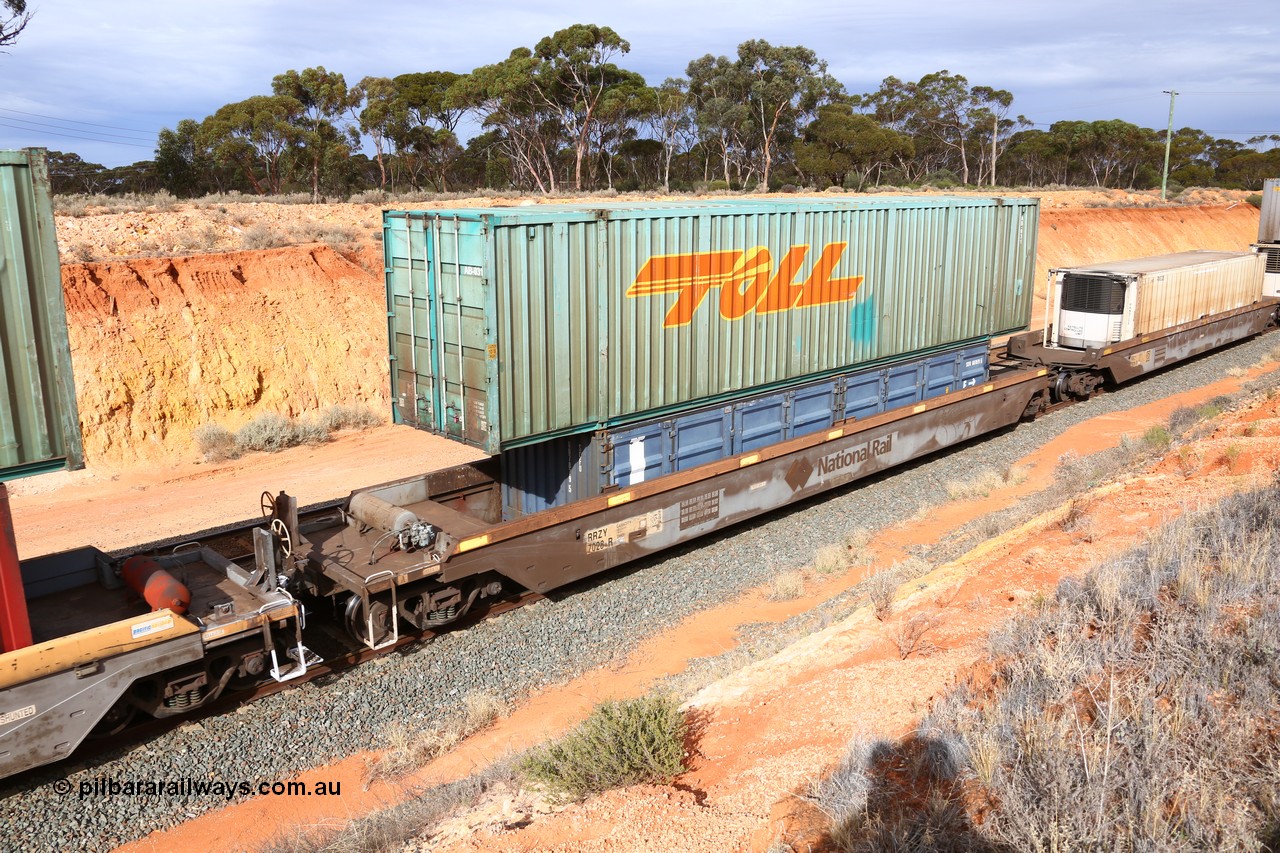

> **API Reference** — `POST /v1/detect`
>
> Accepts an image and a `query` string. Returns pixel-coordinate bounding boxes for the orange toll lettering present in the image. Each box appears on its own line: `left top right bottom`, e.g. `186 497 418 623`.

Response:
627 242 864 327
795 243 865 308
718 247 773 320
756 245 812 314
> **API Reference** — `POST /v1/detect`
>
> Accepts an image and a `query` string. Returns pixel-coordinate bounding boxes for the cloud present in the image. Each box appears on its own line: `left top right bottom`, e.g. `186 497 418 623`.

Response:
1 0 1276 166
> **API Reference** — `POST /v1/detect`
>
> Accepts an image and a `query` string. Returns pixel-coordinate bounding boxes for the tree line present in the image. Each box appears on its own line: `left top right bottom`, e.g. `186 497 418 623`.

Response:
44 23 1280 197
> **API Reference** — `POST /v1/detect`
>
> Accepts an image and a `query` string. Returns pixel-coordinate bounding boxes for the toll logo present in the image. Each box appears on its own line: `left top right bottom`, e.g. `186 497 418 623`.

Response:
627 243 865 327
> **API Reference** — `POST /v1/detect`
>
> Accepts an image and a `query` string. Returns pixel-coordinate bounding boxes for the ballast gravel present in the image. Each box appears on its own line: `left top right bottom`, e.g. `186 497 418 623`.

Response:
2 334 1277 851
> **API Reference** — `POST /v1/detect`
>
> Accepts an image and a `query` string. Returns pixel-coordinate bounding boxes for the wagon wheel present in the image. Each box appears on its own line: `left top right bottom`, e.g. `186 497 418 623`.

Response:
343 595 393 647
270 518 292 558
260 490 276 519
88 697 137 739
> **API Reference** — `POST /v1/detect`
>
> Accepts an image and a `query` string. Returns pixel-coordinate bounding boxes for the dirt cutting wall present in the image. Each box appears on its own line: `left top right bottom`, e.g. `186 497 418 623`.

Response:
61 205 1262 467
63 245 389 465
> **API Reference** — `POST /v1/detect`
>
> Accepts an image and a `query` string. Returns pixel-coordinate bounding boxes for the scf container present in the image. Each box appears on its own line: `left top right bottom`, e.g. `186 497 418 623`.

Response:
385 197 1037 454
0 149 82 480
1050 250 1265 350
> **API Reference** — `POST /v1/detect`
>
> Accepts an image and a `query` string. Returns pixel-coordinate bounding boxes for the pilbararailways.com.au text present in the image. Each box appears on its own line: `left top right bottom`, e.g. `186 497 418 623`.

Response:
64 777 341 801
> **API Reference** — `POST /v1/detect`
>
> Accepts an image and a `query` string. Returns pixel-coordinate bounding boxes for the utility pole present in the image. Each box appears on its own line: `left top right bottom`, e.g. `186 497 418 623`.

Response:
1161 89 1178 201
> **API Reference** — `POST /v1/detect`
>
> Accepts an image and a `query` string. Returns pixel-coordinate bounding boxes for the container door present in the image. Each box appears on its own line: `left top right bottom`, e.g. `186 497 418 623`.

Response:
386 214 437 433
387 213 495 451
433 216 493 448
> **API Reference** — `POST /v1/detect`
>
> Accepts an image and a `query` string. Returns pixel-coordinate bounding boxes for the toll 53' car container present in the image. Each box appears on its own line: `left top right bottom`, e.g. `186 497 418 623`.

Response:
1049 250 1266 350
385 197 1038 454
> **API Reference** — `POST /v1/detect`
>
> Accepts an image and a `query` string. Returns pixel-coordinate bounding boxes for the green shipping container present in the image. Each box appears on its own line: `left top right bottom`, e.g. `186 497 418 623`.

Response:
0 149 82 480
384 196 1038 454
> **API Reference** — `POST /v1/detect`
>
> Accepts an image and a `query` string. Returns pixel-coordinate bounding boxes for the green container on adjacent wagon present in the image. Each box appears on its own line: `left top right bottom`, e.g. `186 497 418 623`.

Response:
383 196 1038 455
0 149 83 480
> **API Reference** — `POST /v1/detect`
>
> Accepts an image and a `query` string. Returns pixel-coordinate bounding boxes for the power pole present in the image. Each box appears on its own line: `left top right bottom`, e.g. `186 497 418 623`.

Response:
1161 89 1178 201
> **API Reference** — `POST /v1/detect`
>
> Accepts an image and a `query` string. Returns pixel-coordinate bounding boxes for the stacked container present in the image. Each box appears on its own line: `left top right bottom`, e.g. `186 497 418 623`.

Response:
384 196 1038 456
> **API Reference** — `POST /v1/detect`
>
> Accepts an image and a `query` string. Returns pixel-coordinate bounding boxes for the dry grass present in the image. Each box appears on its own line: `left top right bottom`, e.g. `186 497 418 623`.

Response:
911 479 1280 851
943 466 1006 501
814 544 847 576
768 570 807 601
366 690 508 785
194 405 382 461
843 528 874 567
264 757 520 853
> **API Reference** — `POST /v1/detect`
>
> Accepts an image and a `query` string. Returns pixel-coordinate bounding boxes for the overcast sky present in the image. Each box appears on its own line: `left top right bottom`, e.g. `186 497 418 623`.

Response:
2 0 1277 169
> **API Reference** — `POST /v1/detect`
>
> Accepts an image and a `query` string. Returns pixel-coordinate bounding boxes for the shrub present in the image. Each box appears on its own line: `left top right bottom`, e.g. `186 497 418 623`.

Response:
193 423 239 462
1246 193 1264 209
1142 424 1172 451
234 412 328 453
893 613 941 659
921 481 1280 851
769 570 806 600
863 568 900 620
519 693 688 802
814 544 846 575
320 404 382 432
241 224 283 250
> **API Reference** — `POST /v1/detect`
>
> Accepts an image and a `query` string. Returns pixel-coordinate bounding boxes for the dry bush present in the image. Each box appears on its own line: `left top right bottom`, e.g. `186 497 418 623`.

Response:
320 403 382 432
944 467 1005 501
811 732 975 852
843 527 874 566
921 479 1280 851
240 223 285 250
863 568 900 620
235 412 329 454
193 423 240 462
518 693 688 803
814 544 847 576
769 570 806 601
893 613 941 659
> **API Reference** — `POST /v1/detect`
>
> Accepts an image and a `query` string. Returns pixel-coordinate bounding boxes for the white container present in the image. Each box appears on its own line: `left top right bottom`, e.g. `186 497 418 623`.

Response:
1050 250 1265 349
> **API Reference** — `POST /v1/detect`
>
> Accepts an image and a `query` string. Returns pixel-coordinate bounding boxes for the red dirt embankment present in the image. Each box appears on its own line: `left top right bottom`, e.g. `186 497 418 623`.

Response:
63 245 387 465
61 203 1261 467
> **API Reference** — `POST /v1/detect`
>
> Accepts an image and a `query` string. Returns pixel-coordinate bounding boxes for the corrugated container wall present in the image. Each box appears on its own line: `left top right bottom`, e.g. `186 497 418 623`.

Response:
1257 178 1280 244
385 197 1037 454
0 149 82 480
